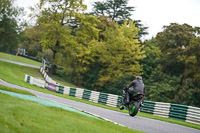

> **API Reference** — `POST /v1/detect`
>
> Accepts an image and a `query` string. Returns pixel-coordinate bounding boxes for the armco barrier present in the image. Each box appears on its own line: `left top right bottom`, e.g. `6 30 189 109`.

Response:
69 87 76 97
25 74 31 83
58 85 64 94
47 82 57 92
82 89 91 100
98 92 108 105
40 66 56 84
186 106 200 125
26 67 200 125
140 101 200 124
106 94 118 107
90 91 100 103
169 103 188 121
25 74 45 88
33 78 45 88
140 101 155 114
153 102 170 118
63 86 70 95
75 88 84 99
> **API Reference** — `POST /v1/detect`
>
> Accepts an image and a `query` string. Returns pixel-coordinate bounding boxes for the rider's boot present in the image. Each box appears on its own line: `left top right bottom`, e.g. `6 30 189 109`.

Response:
119 105 124 110
119 97 126 110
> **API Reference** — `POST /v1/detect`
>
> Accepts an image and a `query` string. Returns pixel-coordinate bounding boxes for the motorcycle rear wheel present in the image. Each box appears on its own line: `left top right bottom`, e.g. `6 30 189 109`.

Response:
129 101 140 117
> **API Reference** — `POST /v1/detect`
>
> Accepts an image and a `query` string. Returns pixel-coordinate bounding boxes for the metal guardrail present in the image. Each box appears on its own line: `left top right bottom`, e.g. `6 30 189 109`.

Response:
140 101 155 114
140 101 200 125
169 103 188 121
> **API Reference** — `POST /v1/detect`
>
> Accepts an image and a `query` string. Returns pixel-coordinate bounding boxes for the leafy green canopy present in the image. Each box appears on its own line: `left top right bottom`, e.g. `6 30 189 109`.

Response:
66 14 100 74
20 26 43 58
141 38 160 80
92 0 134 22
91 0 148 38
0 0 24 52
156 23 199 75
144 23 200 107
97 20 145 86
33 0 87 73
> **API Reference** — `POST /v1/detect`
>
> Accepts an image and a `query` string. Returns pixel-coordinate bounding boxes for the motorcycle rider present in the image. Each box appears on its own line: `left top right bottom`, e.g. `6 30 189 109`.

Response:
120 76 145 110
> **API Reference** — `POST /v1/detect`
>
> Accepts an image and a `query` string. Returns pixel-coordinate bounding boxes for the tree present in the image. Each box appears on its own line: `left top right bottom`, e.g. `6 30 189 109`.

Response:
156 23 198 79
174 78 200 107
20 26 42 57
180 36 200 81
97 20 145 87
91 0 148 38
155 23 200 107
141 38 160 80
141 37 181 103
0 0 24 52
62 14 100 84
145 67 181 103
92 0 134 22
156 23 198 77
174 36 200 107
76 20 145 94
33 0 87 74
95 15 116 41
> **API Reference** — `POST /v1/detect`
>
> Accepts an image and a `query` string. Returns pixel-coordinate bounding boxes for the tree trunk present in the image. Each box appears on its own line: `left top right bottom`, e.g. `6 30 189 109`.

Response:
49 48 57 75
49 64 57 75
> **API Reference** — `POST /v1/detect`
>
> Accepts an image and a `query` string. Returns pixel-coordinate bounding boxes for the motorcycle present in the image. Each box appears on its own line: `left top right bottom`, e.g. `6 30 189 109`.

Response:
120 87 144 117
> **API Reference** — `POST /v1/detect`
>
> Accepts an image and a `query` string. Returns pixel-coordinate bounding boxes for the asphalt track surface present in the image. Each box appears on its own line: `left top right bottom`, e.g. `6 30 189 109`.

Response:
0 59 200 133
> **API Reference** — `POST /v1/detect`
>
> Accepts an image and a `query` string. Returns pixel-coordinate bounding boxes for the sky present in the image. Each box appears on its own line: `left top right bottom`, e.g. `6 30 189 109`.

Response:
15 0 200 40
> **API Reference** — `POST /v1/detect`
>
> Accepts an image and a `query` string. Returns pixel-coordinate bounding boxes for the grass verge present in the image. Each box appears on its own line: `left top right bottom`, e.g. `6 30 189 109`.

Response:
0 52 41 66
0 85 35 96
0 60 199 130
0 92 142 133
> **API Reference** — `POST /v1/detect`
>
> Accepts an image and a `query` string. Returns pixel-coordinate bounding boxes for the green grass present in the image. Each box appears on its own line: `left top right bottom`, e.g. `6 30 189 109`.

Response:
0 60 200 130
0 92 142 133
0 52 41 66
0 85 35 96
0 61 42 85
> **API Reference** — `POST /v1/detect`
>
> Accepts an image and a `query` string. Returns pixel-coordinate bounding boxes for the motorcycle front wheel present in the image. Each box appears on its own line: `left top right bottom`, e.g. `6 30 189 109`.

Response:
129 101 140 117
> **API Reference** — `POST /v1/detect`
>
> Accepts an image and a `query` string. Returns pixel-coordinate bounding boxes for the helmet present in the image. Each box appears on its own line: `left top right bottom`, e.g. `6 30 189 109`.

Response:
136 76 142 80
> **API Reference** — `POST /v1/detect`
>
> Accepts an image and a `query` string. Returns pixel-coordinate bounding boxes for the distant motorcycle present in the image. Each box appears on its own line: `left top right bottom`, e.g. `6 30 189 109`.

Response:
120 88 144 117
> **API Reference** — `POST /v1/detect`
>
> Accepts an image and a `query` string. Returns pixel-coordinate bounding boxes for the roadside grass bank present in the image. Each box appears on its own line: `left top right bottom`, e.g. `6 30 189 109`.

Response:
0 61 42 86
0 60 199 130
0 85 35 96
0 89 97 119
0 92 141 133
0 52 41 66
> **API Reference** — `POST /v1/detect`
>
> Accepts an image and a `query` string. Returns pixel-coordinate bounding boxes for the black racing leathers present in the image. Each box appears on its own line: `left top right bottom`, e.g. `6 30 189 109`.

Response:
123 79 145 104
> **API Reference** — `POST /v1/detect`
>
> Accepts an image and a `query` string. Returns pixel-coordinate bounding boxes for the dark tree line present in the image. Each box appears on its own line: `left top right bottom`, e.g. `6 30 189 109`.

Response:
143 23 200 107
